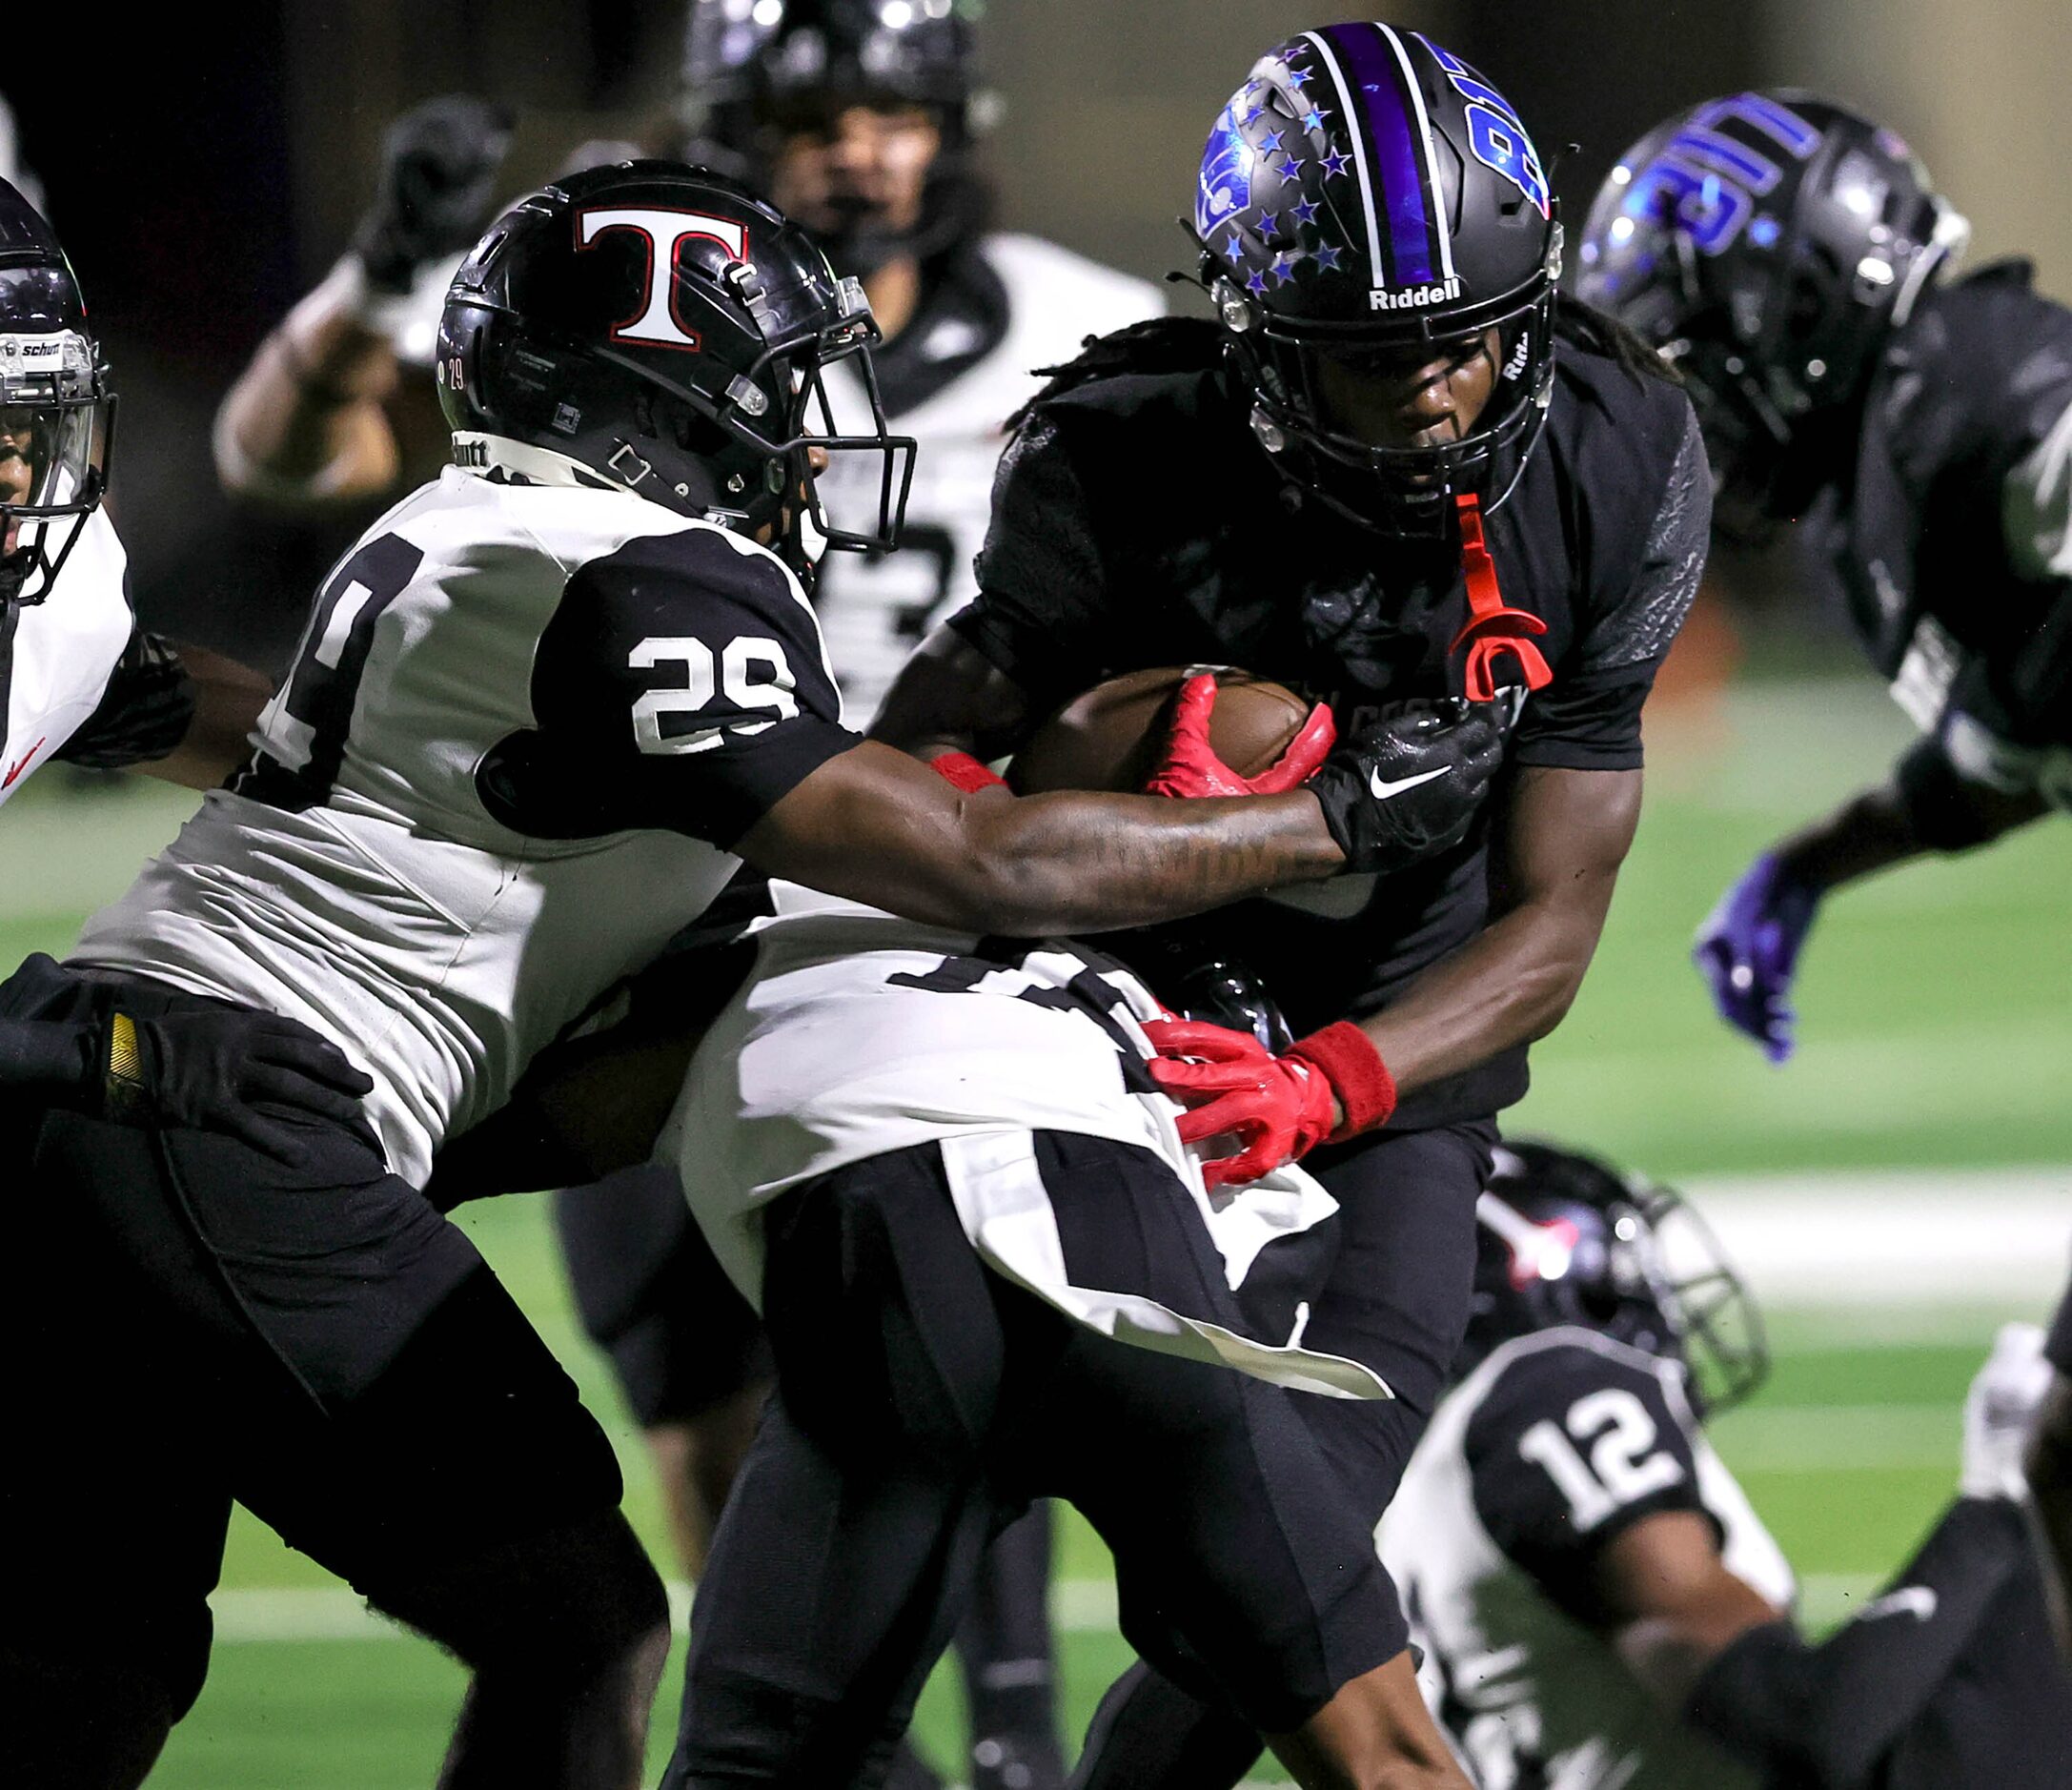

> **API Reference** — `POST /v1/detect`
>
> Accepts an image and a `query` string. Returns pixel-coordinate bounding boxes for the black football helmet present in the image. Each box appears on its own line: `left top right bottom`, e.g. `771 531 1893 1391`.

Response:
681 0 989 273
1195 23 1561 533
437 160 914 567
1463 1139 1769 1416
0 178 116 606
1575 92 1968 539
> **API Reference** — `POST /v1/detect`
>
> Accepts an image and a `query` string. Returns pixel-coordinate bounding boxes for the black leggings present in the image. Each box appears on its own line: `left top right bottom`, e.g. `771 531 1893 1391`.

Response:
663 1131 1403 1787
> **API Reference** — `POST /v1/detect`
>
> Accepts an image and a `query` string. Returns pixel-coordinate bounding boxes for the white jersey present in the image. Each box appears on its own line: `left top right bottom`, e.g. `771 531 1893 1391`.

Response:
0 509 140 804
1379 1329 1796 1790
74 437 857 1186
811 234 1163 720
660 879 1387 1401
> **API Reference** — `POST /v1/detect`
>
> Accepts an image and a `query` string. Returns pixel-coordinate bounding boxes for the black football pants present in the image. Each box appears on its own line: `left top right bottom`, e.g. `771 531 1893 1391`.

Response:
1068 1118 1497 1790
662 1131 1403 1788
0 963 661 1781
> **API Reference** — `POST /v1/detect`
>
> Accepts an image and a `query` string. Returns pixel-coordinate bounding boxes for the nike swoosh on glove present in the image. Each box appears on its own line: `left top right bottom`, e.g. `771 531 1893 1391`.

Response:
1145 672 1337 797
1305 697 1504 874
1692 851 1820 1063
1142 1016 1337 1190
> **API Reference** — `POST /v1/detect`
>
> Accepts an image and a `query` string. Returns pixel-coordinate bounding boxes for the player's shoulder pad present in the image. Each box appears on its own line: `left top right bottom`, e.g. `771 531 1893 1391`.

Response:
1463 1328 1708 1571
540 519 843 742
980 232 1168 336
1891 261 2072 454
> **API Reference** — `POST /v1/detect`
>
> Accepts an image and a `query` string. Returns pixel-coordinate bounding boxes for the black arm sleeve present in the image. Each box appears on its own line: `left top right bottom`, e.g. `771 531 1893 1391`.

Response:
489 526 860 846
1512 402 1711 771
1684 1495 2032 1788
51 629 196 771
1466 1336 1713 1626
949 414 1119 710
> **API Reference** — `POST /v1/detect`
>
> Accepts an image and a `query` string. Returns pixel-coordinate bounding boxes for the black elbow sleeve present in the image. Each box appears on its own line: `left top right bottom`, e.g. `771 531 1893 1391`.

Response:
1684 1620 1825 1780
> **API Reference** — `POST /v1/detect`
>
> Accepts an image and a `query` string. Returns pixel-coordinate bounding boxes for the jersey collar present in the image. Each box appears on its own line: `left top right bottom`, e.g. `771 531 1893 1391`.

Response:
451 432 625 494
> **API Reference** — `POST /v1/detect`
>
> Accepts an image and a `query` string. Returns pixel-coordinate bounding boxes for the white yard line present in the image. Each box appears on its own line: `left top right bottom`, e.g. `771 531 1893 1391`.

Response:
211 1577 1128 1644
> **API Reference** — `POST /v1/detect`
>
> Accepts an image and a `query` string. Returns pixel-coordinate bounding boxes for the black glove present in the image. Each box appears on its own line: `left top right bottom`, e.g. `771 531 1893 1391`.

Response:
352 94 513 293
97 1006 376 1163
1306 697 1505 873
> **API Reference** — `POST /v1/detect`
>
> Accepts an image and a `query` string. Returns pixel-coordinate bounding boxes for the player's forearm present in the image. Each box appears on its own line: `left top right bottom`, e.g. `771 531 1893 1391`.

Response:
1354 887 1606 1098
214 268 401 504
1683 1496 2026 1788
1781 756 2048 895
134 648 272 791
908 785 1348 936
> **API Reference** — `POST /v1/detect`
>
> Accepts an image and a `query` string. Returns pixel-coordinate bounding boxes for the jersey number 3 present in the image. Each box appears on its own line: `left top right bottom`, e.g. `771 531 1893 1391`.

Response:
1516 1388 1686 1532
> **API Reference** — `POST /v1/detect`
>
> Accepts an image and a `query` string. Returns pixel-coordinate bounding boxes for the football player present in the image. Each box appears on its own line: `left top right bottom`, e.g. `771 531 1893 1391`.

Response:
2 161 1491 1788
0 176 372 1154
1375 1140 2072 1789
563 9 1164 1780
868 22 1712 1770
1574 93 2069 1062
426 875 1473 1790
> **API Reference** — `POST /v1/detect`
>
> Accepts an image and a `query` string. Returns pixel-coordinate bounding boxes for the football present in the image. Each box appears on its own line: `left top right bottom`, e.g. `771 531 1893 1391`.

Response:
1007 666 1312 795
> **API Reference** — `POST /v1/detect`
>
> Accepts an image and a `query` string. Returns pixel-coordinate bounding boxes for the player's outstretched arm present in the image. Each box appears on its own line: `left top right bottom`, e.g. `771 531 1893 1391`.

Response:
130 646 274 790
1696 751 2050 1060
738 737 1347 937
47 633 271 791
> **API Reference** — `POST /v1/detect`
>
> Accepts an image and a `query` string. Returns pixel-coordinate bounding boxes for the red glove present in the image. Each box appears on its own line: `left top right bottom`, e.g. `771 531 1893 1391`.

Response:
1145 673 1337 798
1142 1017 1337 1189
1142 1016 1398 1189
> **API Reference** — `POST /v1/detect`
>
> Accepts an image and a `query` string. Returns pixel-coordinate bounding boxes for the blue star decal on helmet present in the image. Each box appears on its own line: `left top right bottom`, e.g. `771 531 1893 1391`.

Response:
1243 102 1265 125
1291 196 1320 226
1320 148 1352 180
1246 268 1269 295
1280 155 1307 183
1312 241 1344 272
1270 251 1301 285
1221 231 1246 264
1287 65 1314 89
1255 210 1281 240
1301 106 1331 132
1259 129 1285 156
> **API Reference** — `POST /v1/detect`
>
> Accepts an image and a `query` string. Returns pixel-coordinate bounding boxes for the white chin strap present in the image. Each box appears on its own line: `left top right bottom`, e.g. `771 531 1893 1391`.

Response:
796 509 830 567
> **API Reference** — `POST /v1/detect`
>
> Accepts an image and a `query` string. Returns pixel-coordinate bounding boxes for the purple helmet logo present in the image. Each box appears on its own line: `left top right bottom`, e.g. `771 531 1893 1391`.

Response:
1196 103 1256 240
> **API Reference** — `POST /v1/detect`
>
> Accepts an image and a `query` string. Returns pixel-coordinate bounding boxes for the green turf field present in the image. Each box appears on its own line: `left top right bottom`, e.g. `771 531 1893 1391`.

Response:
3 679 2065 1785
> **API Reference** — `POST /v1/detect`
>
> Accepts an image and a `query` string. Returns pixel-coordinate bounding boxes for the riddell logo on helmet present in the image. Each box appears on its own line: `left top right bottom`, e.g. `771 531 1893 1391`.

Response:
1369 277 1463 312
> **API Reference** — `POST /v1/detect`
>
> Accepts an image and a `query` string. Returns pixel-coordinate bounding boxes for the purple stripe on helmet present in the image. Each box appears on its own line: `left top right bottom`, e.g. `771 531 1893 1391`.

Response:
1320 21 1435 287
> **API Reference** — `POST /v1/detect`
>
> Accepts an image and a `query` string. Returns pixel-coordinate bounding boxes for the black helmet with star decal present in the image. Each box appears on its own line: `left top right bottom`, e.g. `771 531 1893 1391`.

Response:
1195 23 1561 533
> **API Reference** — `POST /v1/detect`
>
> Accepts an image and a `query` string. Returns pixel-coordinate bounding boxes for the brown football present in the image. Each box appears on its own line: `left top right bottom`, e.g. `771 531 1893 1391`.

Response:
1007 666 1312 796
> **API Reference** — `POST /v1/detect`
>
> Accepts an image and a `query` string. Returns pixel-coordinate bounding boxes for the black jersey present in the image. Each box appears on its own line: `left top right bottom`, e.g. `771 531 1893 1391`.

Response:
1822 262 2072 765
951 311 1708 1125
